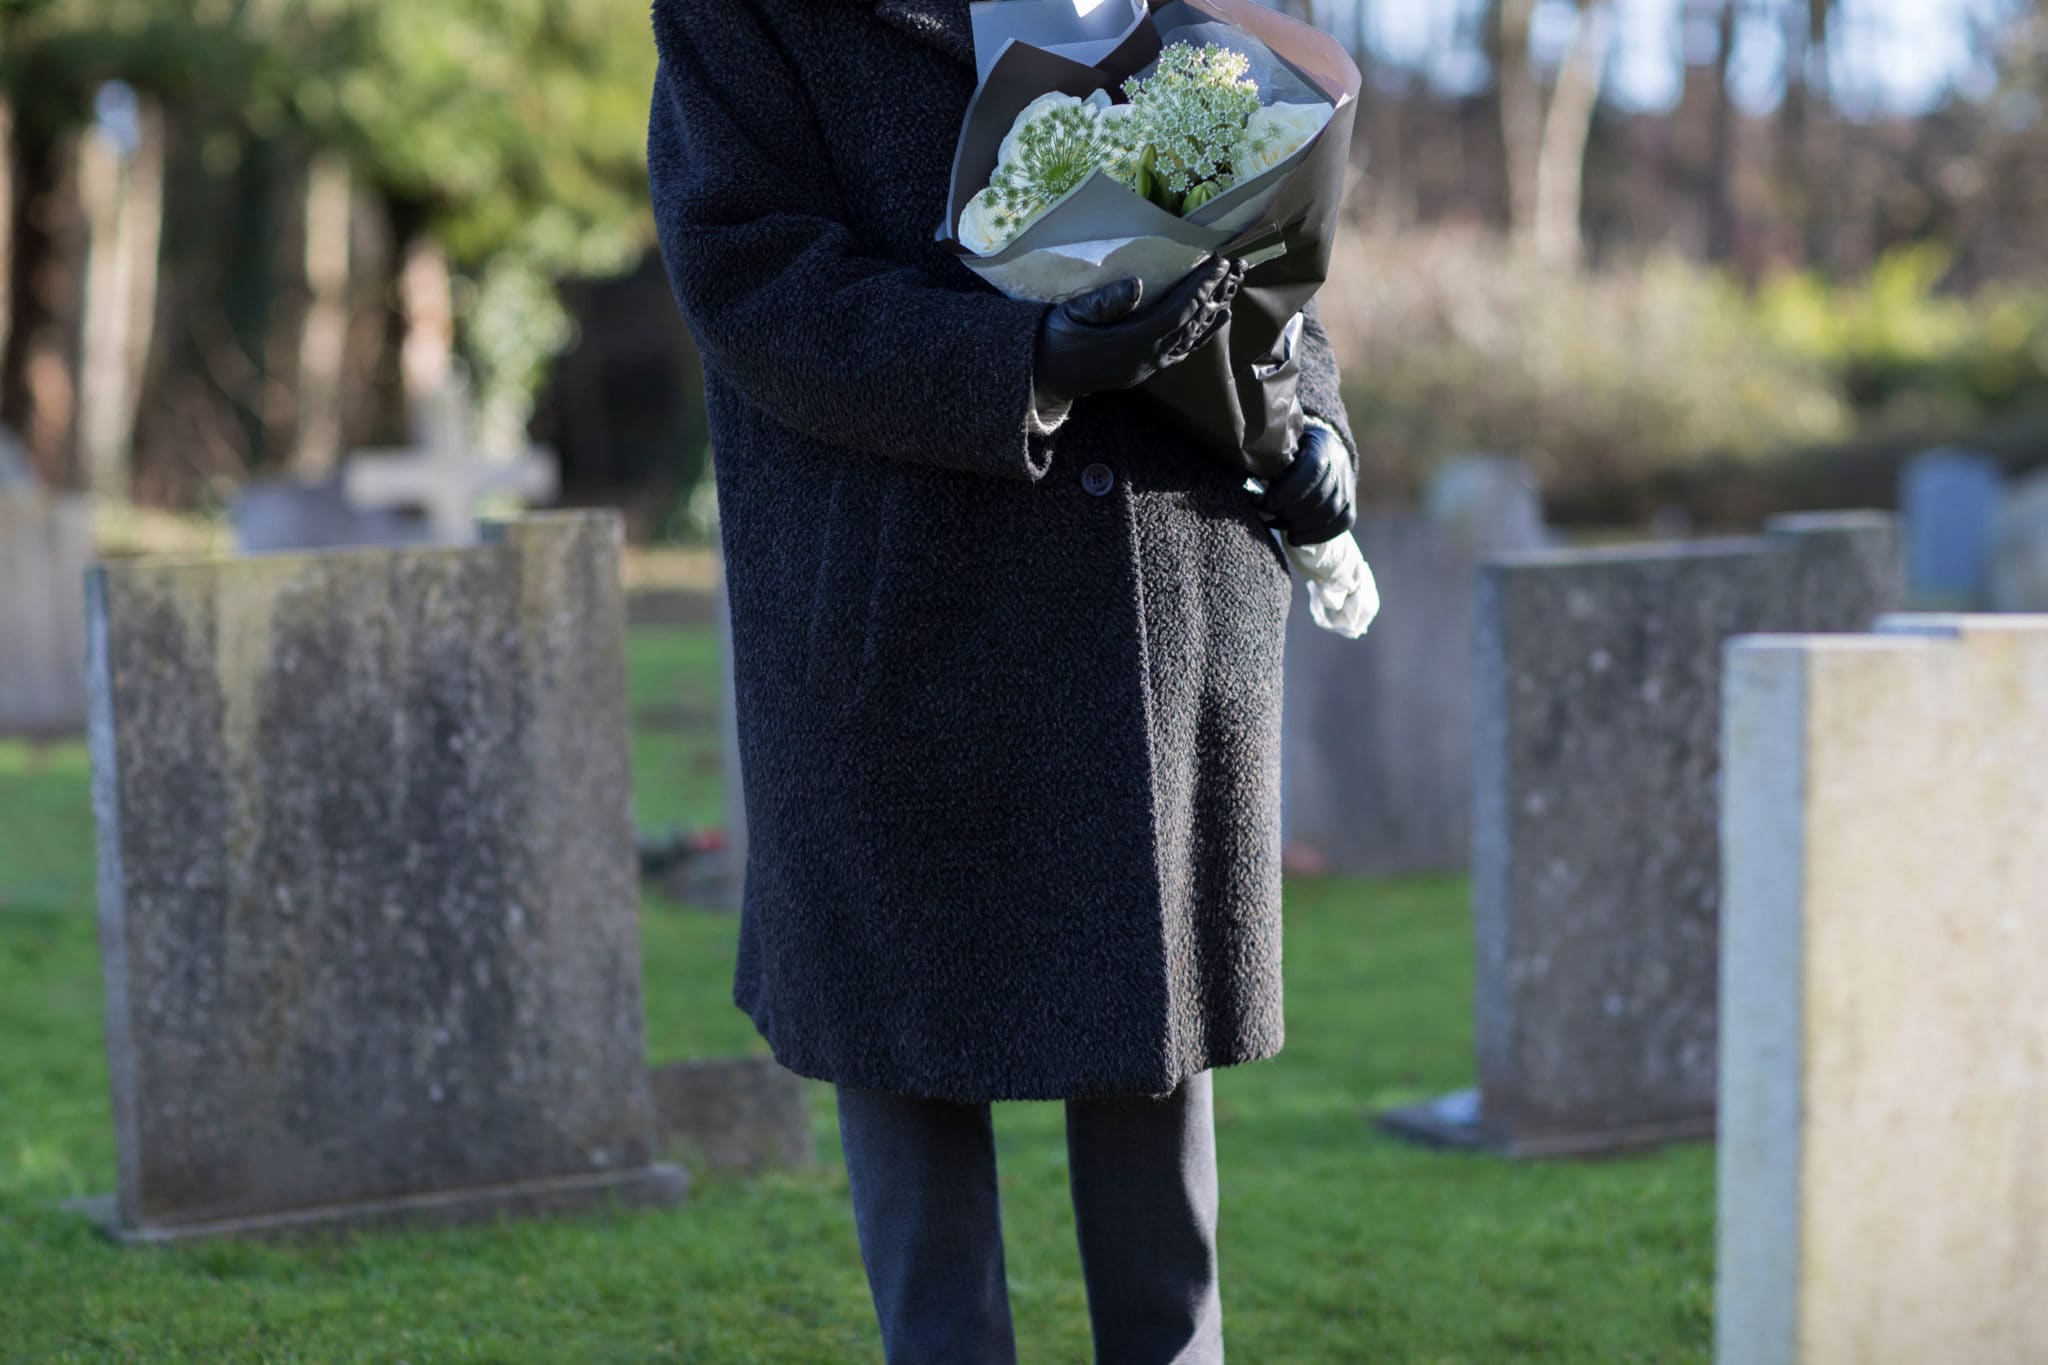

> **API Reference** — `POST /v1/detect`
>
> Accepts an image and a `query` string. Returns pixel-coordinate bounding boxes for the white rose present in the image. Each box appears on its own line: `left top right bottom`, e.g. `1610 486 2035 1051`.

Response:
1234 101 1333 182
958 187 1009 256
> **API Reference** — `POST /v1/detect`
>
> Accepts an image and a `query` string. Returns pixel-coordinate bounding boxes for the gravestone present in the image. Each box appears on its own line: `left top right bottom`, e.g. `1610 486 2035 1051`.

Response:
0 423 34 494
343 380 559 545
1380 512 1901 1156
1280 458 1547 876
85 511 685 1242
1988 469 2048 612
0 495 92 737
1900 448 2001 607
1719 614 2048 1365
712 560 747 909
232 475 433 554
649 1057 813 1176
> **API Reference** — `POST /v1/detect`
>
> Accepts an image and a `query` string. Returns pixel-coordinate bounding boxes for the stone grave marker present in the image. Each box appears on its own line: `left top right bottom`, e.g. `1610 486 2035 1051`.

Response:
232 474 433 554
1380 512 1901 1156
713 559 747 908
1900 448 2001 607
650 1056 813 1176
1280 457 1548 876
0 423 35 494
84 511 685 1242
1989 468 2048 612
0 495 92 738
1718 614 2048 1365
343 379 559 545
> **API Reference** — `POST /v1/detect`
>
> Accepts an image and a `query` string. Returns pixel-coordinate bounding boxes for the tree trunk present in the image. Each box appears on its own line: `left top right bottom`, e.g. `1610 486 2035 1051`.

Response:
1 119 85 486
76 98 166 502
1494 0 1542 239
1705 0 1740 263
293 153 353 478
1531 2 1612 268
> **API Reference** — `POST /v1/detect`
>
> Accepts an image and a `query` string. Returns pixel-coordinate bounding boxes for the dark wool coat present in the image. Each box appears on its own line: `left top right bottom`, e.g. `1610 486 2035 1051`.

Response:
649 0 1358 1103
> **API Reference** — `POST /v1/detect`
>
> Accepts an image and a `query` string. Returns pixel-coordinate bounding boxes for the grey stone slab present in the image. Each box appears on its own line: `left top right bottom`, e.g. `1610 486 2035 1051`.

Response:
1401 512 1901 1158
650 1056 814 1176
711 561 746 909
1989 469 2048 612
1281 460 1547 877
232 476 434 554
1901 448 2002 607
0 495 91 738
1718 615 2048 1365
86 511 683 1241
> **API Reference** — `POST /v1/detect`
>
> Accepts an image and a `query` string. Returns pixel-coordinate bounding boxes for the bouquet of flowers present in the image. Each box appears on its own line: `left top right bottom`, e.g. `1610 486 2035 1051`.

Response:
937 0 1378 638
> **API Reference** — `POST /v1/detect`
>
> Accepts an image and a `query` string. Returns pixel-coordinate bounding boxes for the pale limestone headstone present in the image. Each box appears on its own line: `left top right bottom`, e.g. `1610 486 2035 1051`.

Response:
1900 448 2002 607
1988 469 2048 612
0 495 92 737
1380 513 1900 1156
85 512 684 1242
1279 458 1548 876
1718 614 2048 1365
343 380 559 545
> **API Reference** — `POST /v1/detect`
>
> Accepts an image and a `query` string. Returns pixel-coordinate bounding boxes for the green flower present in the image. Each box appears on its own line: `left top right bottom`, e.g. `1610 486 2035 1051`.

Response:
1120 41 1269 203
977 92 1120 249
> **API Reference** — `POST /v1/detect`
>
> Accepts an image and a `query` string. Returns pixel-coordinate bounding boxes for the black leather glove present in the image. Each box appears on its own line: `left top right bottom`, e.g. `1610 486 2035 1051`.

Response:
1032 255 1246 410
1257 418 1356 546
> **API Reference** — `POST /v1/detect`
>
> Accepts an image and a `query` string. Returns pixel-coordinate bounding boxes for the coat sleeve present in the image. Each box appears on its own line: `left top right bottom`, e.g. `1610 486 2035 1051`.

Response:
647 0 1061 482
1295 294 1358 477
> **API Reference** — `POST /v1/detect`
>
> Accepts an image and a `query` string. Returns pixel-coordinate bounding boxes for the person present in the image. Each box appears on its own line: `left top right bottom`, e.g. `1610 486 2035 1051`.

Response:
647 1 1357 1359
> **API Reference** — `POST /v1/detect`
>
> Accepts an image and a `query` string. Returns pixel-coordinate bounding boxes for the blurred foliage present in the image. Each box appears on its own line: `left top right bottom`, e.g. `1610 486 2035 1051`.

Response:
1 0 658 432
0 0 654 274
1321 226 1853 499
1756 244 2048 429
1319 227 2048 502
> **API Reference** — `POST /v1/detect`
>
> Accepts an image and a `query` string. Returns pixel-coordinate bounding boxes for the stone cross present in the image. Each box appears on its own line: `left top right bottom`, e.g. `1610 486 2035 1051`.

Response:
343 380 559 544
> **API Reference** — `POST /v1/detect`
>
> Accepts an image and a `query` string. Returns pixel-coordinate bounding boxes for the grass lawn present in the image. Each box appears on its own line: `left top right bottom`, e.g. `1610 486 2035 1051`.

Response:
0 625 1714 1363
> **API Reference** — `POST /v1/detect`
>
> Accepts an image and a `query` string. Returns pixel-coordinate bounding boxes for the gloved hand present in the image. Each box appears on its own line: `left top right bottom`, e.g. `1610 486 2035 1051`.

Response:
1257 417 1356 546
1032 255 1246 410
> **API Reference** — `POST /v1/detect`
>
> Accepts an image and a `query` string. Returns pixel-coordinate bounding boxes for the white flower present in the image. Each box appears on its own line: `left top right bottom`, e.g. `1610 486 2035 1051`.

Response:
959 188 1008 256
998 90 1108 169
1232 101 1332 182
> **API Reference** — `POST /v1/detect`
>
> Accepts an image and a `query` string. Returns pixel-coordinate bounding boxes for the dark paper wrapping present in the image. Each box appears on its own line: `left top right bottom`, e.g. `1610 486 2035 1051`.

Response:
939 0 1363 480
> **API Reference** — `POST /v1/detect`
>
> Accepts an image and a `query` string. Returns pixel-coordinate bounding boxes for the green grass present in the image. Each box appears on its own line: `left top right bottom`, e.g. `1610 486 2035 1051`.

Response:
0 626 1714 1362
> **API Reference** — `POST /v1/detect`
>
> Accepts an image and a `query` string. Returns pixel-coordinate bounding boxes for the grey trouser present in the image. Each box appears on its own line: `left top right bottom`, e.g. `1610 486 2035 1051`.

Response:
834 1069 1223 1364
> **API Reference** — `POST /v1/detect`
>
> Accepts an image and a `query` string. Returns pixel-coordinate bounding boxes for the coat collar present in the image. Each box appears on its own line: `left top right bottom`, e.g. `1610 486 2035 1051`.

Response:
858 0 977 69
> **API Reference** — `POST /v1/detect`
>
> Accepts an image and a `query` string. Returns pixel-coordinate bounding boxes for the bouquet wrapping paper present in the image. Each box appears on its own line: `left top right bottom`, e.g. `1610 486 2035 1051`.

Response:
939 0 1377 637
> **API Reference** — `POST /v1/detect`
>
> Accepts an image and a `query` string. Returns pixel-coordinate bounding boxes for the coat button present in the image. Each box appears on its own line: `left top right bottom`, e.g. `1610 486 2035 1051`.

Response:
1082 463 1116 496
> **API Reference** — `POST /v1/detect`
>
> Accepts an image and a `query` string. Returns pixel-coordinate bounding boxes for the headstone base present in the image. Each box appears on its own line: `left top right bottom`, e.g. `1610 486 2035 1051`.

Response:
68 1164 687 1246
1377 1089 1715 1159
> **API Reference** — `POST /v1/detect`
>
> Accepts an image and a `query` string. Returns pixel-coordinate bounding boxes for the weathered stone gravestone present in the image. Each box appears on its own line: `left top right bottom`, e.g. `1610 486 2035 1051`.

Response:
232 475 433 554
343 379 559 545
713 559 747 908
1988 468 2048 612
1719 614 2048 1365
84 511 685 1242
650 1056 812 1176
1280 457 1547 876
1380 512 1901 1156
1900 448 2001 607
0 495 92 737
